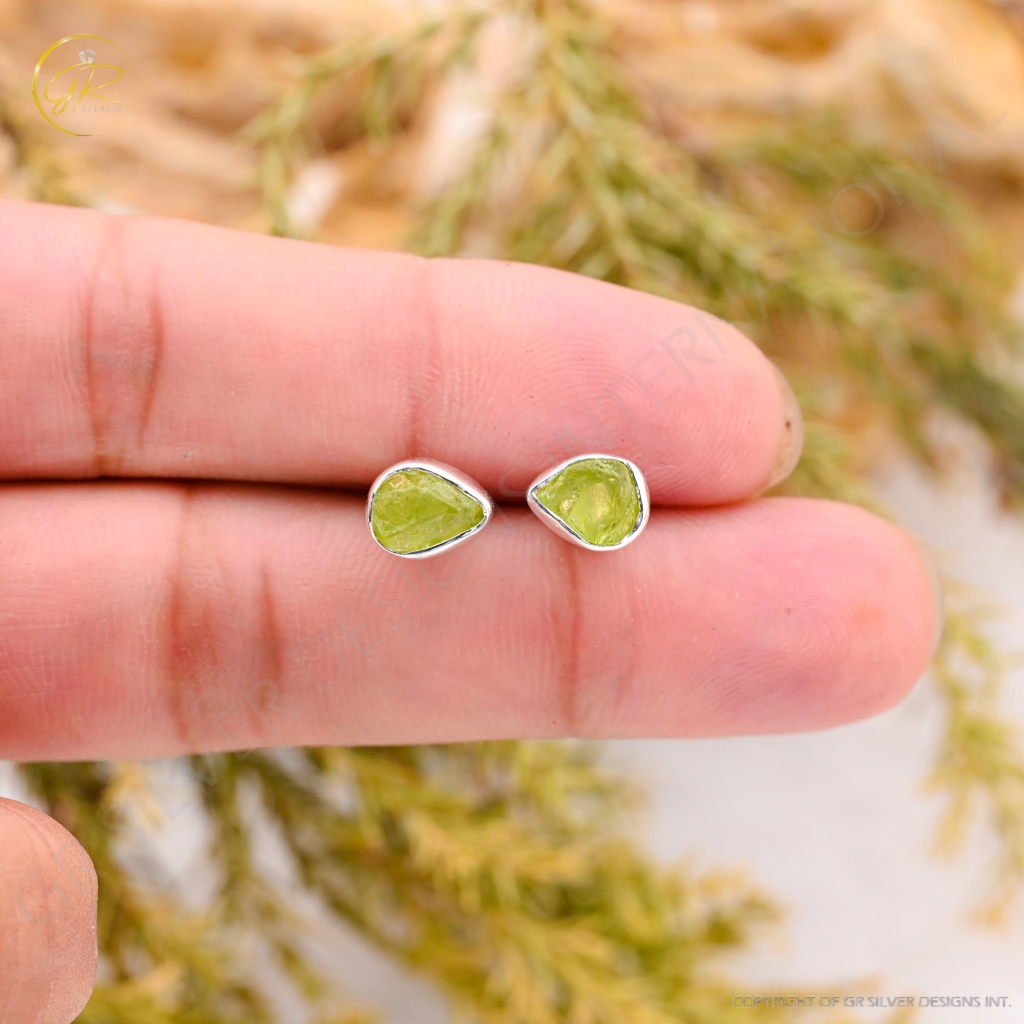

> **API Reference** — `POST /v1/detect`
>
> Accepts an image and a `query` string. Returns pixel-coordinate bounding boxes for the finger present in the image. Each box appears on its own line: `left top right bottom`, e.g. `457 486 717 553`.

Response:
0 199 799 503
0 798 97 1024
0 484 936 760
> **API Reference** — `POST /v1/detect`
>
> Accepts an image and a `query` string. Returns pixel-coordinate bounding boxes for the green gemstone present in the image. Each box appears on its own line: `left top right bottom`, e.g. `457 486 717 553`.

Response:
371 468 485 554
533 457 641 547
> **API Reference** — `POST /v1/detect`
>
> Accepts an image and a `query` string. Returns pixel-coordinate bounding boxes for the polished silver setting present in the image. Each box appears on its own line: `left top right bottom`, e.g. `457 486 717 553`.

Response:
526 453 650 552
367 458 493 559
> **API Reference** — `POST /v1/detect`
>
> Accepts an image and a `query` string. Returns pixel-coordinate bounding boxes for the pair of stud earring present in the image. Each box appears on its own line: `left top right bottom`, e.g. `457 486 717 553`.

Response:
367 454 650 558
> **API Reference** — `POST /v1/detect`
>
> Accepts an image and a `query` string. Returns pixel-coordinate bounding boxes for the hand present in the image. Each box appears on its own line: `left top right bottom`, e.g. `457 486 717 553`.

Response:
0 198 940 1022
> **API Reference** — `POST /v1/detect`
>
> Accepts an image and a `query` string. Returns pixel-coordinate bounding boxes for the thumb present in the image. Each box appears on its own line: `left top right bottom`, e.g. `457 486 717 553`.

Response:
0 797 97 1023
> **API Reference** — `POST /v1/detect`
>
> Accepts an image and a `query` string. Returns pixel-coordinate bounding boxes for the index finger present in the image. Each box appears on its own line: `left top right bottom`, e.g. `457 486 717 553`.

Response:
0 199 800 502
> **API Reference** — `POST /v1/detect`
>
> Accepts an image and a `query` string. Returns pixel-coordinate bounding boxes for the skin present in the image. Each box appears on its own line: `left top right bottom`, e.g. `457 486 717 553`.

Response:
0 199 939 1022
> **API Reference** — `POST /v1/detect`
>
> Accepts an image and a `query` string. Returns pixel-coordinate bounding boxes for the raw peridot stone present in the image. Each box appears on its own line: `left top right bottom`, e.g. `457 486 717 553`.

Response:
371 469 485 554
534 457 641 547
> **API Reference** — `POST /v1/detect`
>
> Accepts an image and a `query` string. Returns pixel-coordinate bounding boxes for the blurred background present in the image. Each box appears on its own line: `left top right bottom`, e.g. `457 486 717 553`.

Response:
2 0 1024 1022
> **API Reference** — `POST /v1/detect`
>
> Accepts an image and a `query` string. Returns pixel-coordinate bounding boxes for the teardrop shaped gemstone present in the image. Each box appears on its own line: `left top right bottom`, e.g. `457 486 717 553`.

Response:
532 457 642 547
370 468 486 555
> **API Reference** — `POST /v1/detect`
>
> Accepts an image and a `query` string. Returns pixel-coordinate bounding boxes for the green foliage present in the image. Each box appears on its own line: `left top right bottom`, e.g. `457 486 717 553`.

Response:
0 97 86 206
23 760 274 1023
24 746 787 1023
928 587 1024 925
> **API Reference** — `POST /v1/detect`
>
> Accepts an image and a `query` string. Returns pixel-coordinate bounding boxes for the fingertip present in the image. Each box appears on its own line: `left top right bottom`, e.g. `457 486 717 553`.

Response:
808 503 941 723
908 532 946 661
0 797 98 1024
762 362 805 492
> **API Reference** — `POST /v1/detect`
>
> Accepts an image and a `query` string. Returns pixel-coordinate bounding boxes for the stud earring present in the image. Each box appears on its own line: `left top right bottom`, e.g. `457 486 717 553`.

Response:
367 459 493 558
527 454 649 551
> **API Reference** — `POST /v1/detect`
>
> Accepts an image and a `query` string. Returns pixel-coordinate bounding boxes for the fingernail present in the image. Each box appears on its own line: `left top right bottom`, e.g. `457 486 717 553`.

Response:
910 533 946 658
764 363 805 490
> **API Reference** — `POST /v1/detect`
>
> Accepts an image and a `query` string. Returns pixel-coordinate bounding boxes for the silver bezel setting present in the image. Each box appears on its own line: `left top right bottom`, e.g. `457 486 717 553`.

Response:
367 458 493 559
526 453 650 552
